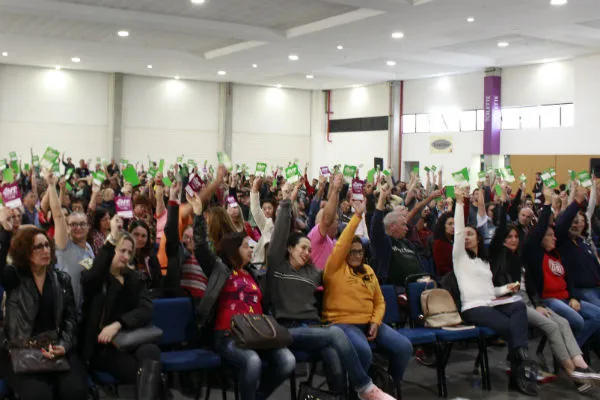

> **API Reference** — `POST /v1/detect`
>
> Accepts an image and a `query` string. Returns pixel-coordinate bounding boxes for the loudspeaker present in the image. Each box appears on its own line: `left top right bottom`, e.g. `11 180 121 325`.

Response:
590 158 600 178
374 157 384 170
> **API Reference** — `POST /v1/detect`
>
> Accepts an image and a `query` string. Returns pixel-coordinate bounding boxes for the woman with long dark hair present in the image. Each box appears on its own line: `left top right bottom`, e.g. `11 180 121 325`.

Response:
188 190 295 400
432 212 454 277
128 219 162 289
88 206 111 256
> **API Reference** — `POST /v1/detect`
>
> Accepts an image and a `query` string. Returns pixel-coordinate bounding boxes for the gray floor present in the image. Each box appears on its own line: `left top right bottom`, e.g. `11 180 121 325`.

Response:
99 340 600 399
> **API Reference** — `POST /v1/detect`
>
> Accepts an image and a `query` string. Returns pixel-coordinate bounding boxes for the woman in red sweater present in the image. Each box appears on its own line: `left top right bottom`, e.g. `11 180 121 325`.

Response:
433 212 454 278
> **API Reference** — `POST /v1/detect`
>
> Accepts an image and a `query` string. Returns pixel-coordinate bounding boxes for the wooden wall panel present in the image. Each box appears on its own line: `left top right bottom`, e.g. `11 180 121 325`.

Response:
509 155 556 192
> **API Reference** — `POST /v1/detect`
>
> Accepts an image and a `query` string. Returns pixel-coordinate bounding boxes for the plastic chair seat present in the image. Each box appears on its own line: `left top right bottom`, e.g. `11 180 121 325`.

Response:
396 328 437 345
91 370 119 385
160 349 222 372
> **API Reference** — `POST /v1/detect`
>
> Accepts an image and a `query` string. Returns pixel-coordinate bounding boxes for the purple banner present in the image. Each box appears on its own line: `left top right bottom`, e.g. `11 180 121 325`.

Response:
483 76 502 155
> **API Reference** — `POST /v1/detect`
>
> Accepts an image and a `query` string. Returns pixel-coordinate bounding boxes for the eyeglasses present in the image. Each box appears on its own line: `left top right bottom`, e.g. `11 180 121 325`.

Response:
32 242 51 252
349 249 364 256
69 222 88 228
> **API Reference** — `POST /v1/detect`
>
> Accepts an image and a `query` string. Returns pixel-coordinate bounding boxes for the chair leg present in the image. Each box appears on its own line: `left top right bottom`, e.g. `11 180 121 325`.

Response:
289 373 297 400
435 341 448 398
481 338 491 391
233 377 240 400
307 361 317 386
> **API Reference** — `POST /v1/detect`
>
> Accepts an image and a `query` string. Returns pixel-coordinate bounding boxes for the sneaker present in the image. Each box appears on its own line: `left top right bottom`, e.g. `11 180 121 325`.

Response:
570 367 600 385
358 385 396 400
575 381 593 394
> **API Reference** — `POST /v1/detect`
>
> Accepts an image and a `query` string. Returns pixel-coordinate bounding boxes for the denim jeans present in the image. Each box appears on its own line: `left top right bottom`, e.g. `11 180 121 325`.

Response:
542 298 600 347
337 323 413 385
214 331 295 400
288 325 372 392
572 287 600 308
462 301 529 350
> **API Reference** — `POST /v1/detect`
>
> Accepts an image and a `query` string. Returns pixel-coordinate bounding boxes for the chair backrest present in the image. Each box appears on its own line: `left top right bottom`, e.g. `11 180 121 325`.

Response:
152 297 197 346
380 285 400 326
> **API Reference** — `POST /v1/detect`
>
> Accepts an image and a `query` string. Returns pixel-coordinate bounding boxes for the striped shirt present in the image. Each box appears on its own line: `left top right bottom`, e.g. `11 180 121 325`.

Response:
180 255 208 298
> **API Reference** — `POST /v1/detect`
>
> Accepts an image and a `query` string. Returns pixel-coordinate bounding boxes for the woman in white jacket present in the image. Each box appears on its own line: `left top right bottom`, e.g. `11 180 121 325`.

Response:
250 177 276 266
452 187 537 396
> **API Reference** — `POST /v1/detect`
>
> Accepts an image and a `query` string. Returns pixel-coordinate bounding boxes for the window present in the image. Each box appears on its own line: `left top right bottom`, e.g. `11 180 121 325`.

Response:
416 114 430 133
501 108 520 130
402 114 416 133
429 113 443 132
442 111 460 132
460 110 477 131
520 106 540 130
561 104 574 127
476 109 484 131
540 105 561 128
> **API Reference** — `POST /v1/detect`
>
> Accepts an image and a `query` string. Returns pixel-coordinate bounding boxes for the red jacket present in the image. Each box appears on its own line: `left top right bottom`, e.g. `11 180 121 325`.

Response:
433 238 454 277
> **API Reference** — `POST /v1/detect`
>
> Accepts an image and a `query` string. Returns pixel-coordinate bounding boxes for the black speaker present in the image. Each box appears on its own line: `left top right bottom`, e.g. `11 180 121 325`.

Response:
590 158 600 178
374 157 384 170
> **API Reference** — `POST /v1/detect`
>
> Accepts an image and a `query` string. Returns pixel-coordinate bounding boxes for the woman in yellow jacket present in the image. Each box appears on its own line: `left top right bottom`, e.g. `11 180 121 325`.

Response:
323 200 413 398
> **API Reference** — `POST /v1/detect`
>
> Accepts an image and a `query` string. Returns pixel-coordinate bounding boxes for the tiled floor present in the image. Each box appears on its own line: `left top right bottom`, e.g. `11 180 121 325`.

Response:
99 339 600 399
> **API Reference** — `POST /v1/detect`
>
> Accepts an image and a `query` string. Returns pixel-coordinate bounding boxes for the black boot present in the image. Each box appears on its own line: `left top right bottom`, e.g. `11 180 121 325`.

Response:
137 360 163 400
509 348 538 397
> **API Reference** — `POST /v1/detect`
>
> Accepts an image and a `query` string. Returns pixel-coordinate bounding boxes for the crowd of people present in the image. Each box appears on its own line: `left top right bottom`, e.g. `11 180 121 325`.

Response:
0 154 600 399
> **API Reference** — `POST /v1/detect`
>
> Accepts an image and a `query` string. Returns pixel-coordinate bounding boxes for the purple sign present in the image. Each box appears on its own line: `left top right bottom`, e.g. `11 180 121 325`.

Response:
1 183 22 209
320 166 331 177
114 196 133 219
185 174 205 198
483 75 502 155
351 178 364 201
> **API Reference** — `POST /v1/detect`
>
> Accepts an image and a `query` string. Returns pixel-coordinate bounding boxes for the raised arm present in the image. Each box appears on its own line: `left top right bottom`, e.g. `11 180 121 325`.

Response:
452 187 468 262
585 179 597 239
319 174 343 237
0 209 19 290
45 171 68 250
407 189 442 223
250 177 268 231
266 184 293 270
555 185 586 245
155 185 166 219
81 216 122 295
524 187 553 251
188 192 217 278
324 201 364 279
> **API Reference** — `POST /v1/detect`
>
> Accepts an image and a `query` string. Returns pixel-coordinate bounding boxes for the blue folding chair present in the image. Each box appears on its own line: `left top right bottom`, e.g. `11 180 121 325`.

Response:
403 274 491 398
152 297 224 400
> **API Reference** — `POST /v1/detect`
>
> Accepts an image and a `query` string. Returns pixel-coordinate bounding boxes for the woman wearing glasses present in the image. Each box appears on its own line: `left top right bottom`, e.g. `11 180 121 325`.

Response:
322 200 413 398
0 207 88 400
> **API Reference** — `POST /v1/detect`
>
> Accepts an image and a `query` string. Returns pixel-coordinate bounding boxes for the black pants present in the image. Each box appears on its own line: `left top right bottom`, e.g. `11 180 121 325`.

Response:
0 351 88 400
462 301 529 350
90 343 161 384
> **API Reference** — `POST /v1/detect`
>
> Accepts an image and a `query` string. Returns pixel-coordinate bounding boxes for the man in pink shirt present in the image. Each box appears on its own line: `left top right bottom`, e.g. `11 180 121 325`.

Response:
308 174 343 270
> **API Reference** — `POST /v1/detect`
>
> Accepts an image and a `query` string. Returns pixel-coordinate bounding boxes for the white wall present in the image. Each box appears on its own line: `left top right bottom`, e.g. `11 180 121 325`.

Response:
0 65 110 161
122 75 220 165
310 84 389 178
232 85 311 170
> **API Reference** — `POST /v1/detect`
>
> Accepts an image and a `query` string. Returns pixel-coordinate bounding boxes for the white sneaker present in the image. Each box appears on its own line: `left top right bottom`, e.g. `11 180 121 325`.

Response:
358 385 396 400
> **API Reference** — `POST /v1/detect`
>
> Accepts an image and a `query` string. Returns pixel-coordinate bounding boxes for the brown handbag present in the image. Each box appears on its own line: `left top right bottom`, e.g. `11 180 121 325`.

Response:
230 314 293 350
8 331 70 374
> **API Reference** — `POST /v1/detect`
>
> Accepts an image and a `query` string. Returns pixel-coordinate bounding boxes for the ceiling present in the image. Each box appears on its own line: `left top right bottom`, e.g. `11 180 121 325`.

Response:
0 0 599 89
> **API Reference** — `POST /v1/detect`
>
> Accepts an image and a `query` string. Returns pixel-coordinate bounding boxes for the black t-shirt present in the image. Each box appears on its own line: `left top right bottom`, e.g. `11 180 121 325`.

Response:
33 274 55 335
386 238 422 286
75 167 90 178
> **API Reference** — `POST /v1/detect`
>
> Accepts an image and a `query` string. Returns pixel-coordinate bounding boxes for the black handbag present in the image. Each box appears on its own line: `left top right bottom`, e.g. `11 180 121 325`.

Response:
112 325 163 351
298 383 342 400
8 331 70 374
230 314 292 350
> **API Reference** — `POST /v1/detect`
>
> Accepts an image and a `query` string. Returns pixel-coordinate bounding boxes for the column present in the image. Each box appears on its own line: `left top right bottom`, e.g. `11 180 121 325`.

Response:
218 82 233 154
389 81 402 178
483 68 502 169
108 72 124 159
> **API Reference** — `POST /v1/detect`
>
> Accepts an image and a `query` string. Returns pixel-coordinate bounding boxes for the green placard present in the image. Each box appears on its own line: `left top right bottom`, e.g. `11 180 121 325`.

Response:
285 164 301 184
66 182 72 192
2 168 14 183
444 186 455 199
342 165 357 183
147 167 157 179
255 162 267 177
158 159 165 173
93 171 106 185
452 167 469 186
40 147 60 170
217 152 233 170
162 176 173 187
478 171 486 182
123 165 141 186
578 171 593 188
494 184 503 196
367 168 377 184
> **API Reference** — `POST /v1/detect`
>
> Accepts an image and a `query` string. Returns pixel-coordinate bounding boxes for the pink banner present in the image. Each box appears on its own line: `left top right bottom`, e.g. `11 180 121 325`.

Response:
114 196 133 219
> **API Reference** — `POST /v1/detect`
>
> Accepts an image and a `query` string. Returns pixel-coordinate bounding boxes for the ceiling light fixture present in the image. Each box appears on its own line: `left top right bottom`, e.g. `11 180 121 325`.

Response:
386 60 397 66
391 32 404 39
190 0 206 4
217 70 227 76
276 84 282 88
550 0 568 5
252 64 258 68
467 16 475 22
55 65 61 70
174 76 180 80
146 64 153 69
306 74 314 79
1 52 7 57
337 45 344 50
117 30 129 37
497 41 509 48
288 54 299 61
71 57 81 63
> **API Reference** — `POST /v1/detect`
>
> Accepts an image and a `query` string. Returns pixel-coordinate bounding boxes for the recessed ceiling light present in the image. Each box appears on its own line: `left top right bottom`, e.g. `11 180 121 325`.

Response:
174 76 180 80
497 41 509 48
55 65 61 70
550 0 567 5
1 52 7 57
190 0 206 4
146 64 153 69
217 70 227 76
117 30 129 37
252 64 258 68
337 45 344 50
276 84 282 88
306 74 314 79
386 60 397 66
71 57 81 63
391 32 404 39
352 84 360 88
467 17 475 22
288 54 299 61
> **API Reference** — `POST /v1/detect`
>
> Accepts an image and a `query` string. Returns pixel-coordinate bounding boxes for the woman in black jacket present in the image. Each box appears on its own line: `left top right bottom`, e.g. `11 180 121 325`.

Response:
80 215 161 400
0 208 87 400
489 188 598 391
129 219 162 289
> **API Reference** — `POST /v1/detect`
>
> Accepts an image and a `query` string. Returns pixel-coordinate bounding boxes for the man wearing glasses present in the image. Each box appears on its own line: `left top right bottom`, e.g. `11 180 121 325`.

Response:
45 172 94 318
